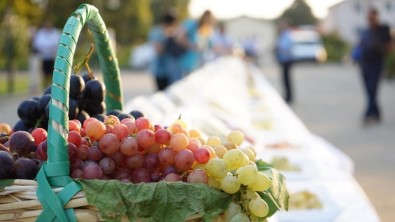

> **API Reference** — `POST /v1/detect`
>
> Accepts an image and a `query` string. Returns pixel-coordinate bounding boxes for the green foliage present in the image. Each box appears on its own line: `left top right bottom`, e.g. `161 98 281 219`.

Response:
385 51 395 79
151 0 190 24
322 33 350 62
77 179 231 222
278 0 316 26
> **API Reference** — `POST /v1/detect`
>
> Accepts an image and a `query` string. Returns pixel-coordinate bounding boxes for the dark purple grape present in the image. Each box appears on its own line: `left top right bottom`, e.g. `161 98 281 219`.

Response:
76 111 90 124
151 171 162 182
14 157 38 179
17 99 40 125
43 86 51 95
83 80 105 103
70 158 84 171
69 98 79 119
163 165 177 176
9 131 36 157
131 168 151 183
98 157 115 175
82 73 96 83
114 168 132 180
70 75 85 99
129 110 145 119
93 114 105 122
107 109 122 116
117 113 133 121
143 153 159 170
85 102 106 116
0 151 15 179
38 95 51 114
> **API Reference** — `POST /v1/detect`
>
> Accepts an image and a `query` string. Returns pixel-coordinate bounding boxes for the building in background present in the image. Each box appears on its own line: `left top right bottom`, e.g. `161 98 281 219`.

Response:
322 0 395 45
223 16 276 65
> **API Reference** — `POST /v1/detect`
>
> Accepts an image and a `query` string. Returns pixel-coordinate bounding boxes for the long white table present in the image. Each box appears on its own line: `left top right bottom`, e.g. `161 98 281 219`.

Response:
124 57 380 222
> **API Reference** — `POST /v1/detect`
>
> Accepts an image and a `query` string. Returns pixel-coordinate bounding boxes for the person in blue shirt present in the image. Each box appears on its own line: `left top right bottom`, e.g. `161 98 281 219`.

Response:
357 8 392 124
149 10 185 91
275 20 294 103
180 10 215 76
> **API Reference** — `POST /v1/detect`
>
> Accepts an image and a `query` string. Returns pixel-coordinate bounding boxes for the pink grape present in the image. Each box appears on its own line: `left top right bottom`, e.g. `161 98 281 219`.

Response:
158 148 176 165
131 168 151 183
71 169 83 178
76 145 89 160
70 158 83 171
174 149 195 171
99 157 115 175
107 151 124 166
68 131 81 147
123 120 137 135
114 168 132 180
187 169 208 184
31 128 47 146
154 125 162 132
170 133 189 152
124 154 144 169
112 124 129 140
120 137 139 156
155 129 171 145
87 145 103 161
35 141 47 160
147 143 161 154
136 129 155 150
143 153 159 170
194 147 211 164
135 117 152 131
164 173 181 182
83 162 103 179
187 142 200 154
99 133 119 155
68 142 77 159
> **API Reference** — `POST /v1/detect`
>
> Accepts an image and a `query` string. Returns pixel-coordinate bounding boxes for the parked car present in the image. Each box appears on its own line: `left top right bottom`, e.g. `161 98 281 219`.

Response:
289 29 327 63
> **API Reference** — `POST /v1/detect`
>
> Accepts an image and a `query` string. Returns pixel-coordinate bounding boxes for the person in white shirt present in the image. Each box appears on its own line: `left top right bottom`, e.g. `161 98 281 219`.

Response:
32 20 61 88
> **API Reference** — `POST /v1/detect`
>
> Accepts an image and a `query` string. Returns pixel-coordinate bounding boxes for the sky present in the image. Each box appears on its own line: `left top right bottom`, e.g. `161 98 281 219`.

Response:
189 0 344 19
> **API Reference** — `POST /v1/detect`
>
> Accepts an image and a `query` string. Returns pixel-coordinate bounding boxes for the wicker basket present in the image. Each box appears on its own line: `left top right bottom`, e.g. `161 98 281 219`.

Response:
0 4 225 222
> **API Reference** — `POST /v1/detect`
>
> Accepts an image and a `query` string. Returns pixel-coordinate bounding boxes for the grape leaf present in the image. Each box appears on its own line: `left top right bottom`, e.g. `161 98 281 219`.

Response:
256 160 289 220
77 179 231 222
0 179 14 190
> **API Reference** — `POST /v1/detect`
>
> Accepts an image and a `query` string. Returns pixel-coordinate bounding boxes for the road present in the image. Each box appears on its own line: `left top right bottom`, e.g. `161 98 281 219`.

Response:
263 62 395 222
1 62 394 221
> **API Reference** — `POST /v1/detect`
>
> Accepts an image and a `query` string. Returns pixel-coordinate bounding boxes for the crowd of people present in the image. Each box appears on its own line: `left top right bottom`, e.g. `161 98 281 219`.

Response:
148 10 235 91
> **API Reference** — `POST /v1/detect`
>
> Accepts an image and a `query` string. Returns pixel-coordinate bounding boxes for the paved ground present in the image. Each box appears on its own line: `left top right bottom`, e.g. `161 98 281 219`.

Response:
263 62 395 222
1 63 394 221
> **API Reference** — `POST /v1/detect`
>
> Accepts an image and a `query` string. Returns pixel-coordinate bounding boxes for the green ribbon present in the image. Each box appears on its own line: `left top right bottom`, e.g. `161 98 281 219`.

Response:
36 4 123 221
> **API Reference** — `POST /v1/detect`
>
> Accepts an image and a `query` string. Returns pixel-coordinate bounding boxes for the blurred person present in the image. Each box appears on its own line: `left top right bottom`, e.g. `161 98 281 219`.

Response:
212 22 233 58
180 10 215 75
275 20 294 103
243 35 260 65
149 10 185 91
32 20 61 88
357 8 392 124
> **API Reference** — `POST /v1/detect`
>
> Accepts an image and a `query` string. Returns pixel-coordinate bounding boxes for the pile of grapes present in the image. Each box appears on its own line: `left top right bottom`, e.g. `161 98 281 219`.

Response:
13 72 109 132
1 114 273 220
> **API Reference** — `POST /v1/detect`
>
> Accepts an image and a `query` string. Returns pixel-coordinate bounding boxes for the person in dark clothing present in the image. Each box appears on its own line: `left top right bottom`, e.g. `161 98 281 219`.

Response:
275 20 294 103
358 8 392 124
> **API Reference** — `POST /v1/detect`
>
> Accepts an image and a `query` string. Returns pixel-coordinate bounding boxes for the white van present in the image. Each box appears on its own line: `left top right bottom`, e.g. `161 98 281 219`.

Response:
289 29 327 62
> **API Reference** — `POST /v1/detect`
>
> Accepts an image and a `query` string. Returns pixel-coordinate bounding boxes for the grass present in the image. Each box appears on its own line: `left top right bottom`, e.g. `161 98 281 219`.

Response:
0 73 31 95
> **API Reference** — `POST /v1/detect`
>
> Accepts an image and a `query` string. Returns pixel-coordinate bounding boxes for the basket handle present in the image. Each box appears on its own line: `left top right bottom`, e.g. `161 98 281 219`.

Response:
36 4 122 222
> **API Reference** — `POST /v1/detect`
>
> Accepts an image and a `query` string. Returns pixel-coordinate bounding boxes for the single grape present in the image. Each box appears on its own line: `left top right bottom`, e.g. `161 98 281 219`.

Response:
187 141 200 153
87 145 103 161
131 168 151 183
82 162 103 179
114 168 132 180
170 133 189 152
223 149 246 170
104 115 120 126
188 129 201 138
99 133 120 155
76 145 89 160
112 124 129 140
147 143 161 154
117 113 134 121
194 147 211 164
71 169 84 178
123 119 137 135
227 130 244 146
248 172 271 192
213 145 227 159
155 129 171 145
164 173 181 182
151 171 162 182
70 158 84 171
223 142 237 150
68 142 78 159
221 174 240 194
158 148 176 165
99 157 116 175
76 111 90 125
31 128 47 147
35 140 47 160
135 117 152 131
17 99 40 125
83 79 105 103
38 94 51 115
207 136 222 147
162 165 177 176
236 165 258 185
68 131 81 147
143 153 159 170
69 74 85 99
153 124 162 132
107 151 124 166
249 197 269 217
174 149 195 171
9 131 36 157
84 102 105 117
106 109 122 117
105 124 114 134
14 157 38 179
230 213 249 222
205 159 228 179
136 129 155 150
187 169 208 184
120 137 139 156
85 120 106 140
0 124 11 135
129 110 145 119
124 154 144 169
240 147 255 162
207 177 221 189
170 123 183 134
93 114 106 122
223 202 242 222
0 151 15 179
69 120 81 133
68 98 79 119
13 120 31 132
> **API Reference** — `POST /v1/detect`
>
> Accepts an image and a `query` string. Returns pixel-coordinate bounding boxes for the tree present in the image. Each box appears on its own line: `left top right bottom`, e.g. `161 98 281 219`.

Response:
278 0 316 26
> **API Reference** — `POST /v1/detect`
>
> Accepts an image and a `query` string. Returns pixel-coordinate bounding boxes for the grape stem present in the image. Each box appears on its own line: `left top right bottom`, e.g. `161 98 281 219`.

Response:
73 44 95 77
